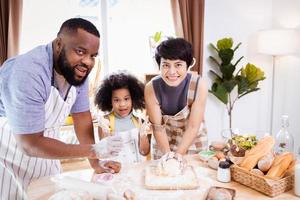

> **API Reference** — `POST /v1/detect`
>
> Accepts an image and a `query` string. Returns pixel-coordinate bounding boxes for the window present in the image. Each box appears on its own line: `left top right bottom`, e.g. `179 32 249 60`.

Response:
20 0 175 80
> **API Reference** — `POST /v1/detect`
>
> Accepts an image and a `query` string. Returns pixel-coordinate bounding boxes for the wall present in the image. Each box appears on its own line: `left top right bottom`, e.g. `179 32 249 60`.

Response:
204 0 300 154
203 0 273 141
272 0 300 154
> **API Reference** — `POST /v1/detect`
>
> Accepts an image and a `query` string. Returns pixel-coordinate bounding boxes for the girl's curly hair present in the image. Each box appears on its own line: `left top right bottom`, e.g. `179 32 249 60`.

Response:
94 71 145 112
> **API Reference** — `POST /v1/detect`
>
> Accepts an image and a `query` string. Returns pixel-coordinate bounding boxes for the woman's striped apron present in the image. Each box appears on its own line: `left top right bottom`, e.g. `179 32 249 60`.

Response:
151 73 208 160
0 84 77 200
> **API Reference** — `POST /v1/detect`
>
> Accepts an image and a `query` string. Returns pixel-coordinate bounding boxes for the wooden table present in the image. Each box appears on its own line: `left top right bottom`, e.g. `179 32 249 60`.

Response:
28 155 300 200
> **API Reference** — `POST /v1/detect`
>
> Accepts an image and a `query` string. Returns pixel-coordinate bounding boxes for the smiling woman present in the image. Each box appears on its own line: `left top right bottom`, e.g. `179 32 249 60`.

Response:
145 38 208 160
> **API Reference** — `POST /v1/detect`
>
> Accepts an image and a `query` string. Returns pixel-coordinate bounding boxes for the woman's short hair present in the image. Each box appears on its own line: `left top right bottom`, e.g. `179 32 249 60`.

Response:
155 38 193 68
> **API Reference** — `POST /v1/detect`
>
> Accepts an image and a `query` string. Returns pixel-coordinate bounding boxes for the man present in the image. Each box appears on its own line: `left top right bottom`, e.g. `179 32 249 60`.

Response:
0 18 122 199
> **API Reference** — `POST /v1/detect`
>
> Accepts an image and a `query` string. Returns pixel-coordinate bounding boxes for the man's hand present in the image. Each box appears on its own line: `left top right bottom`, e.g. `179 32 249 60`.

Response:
93 160 121 174
91 135 123 159
98 116 111 134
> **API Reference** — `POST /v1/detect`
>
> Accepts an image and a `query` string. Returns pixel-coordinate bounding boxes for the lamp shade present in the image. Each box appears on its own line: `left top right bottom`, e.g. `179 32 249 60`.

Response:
257 29 300 56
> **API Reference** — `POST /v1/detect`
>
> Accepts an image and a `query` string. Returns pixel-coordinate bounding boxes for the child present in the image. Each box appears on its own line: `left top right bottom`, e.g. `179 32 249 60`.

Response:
95 71 151 163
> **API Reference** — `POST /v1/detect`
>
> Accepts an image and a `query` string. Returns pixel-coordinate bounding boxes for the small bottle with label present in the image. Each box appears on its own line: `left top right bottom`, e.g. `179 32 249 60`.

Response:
217 161 231 183
275 115 294 155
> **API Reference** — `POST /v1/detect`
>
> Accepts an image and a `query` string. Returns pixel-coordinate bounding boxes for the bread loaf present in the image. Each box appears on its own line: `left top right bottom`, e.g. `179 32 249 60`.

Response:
257 152 274 172
240 136 275 171
285 159 296 177
266 152 294 179
250 168 264 176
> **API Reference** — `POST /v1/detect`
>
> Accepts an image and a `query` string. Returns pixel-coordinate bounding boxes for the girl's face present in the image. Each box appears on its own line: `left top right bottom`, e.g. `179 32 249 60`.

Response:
160 58 188 87
111 88 132 117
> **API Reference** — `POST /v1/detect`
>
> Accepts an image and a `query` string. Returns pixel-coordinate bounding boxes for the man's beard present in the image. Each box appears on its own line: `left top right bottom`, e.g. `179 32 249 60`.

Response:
57 49 89 86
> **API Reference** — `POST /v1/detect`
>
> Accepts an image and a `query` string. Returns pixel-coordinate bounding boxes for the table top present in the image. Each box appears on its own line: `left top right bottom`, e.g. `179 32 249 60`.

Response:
28 155 300 200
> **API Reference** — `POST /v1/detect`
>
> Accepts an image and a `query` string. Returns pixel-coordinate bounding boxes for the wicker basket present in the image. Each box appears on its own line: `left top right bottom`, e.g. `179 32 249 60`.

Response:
231 165 294 197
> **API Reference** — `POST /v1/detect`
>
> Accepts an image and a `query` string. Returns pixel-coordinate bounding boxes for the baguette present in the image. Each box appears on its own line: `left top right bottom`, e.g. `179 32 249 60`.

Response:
266 152 294 179
240 136 275 171
285 159 296 177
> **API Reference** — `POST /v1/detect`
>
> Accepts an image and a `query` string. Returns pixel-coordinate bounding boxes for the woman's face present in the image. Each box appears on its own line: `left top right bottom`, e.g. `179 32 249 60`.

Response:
160 58 188 87
111 88 132 117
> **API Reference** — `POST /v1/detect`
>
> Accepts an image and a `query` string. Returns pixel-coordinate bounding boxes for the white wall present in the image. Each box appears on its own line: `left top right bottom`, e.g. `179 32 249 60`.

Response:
204 0 300 154
272 0 300 154
204 0 273 141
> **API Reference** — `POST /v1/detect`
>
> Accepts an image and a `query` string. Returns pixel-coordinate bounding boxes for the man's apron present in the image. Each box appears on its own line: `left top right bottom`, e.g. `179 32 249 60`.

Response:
0 85 77 200
151 73 208 160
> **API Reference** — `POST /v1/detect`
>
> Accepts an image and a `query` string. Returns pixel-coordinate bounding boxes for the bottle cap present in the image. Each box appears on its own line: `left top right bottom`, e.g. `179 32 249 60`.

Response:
219 161 230 169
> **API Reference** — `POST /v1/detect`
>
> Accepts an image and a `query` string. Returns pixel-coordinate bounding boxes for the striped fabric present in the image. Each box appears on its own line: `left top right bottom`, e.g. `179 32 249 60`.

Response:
151 73 208 160
0 86 77 199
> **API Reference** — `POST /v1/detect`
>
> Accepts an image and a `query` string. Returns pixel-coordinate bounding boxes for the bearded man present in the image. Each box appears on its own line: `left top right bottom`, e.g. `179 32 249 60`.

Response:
0 18 122 199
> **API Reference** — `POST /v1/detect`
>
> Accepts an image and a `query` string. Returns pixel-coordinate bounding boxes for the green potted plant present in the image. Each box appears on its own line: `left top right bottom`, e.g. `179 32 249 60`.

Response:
209 38 266 137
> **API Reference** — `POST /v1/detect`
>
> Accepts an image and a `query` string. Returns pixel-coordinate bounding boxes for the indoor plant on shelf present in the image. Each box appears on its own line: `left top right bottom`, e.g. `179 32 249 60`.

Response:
209 38 266 137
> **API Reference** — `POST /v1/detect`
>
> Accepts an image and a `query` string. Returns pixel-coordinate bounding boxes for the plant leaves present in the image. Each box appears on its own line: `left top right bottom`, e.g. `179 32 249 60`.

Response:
222 80 237 93
219 49 234 65
210 43 219 52
236 75 249 94
209 56 221 67
238 88 260 99
153 31 162 43
209 70 222 80
241 63 266 83
210 82 228 104
220 63 235 80
217 38 233 50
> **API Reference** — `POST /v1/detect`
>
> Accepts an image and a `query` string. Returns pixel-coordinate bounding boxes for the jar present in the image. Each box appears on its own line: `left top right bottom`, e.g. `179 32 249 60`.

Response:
217 161 231 183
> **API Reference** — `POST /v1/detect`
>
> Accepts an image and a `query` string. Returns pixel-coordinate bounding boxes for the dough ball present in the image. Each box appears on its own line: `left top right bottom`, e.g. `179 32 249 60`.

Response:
157 158 181 177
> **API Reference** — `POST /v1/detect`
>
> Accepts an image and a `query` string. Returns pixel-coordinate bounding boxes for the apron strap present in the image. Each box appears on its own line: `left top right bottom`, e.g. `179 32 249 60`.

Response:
107 112 140 134
131 116 139 128
187 72 201 106
108 113 115 134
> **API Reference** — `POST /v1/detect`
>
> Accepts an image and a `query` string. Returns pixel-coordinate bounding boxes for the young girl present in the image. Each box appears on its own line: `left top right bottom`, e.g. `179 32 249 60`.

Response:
95 71 151 163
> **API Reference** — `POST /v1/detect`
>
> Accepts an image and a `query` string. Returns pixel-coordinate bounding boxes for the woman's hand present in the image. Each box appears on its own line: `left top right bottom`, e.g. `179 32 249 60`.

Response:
139 116 152 137
159 151 187 171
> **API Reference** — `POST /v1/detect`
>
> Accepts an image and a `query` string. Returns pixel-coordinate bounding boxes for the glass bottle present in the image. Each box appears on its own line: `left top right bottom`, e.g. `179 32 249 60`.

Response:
274 115 294 155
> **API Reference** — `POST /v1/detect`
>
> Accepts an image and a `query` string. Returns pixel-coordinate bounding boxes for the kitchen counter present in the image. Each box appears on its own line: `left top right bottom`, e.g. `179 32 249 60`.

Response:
28 155 299 200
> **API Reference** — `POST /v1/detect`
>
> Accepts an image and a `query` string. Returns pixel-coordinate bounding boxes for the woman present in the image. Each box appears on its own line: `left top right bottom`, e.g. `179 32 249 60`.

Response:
145 38 208 160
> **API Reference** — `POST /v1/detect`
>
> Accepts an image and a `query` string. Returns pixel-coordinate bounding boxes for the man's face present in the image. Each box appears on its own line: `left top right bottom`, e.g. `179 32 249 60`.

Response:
57 29 100 86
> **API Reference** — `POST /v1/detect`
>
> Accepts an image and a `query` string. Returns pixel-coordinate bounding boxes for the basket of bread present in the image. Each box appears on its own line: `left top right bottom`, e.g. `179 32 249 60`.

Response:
230 136 295 197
